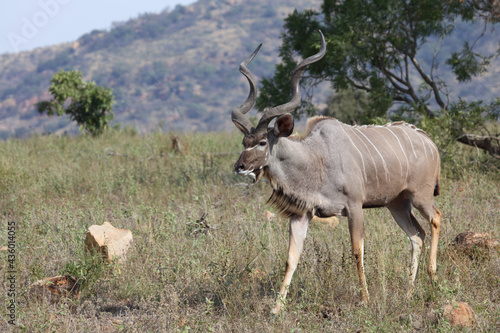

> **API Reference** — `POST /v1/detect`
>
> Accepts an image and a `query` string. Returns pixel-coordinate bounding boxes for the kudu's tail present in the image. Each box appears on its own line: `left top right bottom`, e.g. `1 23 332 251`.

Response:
434 178 440 196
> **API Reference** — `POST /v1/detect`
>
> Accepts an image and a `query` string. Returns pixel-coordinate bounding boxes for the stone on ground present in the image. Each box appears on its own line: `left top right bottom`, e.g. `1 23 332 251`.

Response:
265 211 276 222
443 302 476 327
312 215 339 228
30 275 80 300
85 222 133 263
451 231 499 259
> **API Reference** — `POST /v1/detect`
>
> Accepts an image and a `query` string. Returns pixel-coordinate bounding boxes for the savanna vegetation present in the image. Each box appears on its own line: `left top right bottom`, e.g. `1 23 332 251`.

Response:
0 0 499 331
0 127 498 331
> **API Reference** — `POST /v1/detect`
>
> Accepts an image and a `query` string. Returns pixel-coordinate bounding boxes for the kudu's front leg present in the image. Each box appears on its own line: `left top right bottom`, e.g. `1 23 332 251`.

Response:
272 212 313 314
348 207 369 304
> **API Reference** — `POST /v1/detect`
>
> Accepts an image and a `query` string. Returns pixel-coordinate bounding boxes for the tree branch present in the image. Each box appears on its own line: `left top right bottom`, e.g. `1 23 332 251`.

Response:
380 67 411 94
347 78 372 92
393 95 413 104
456 134 500 158
425 29 449 104
410 56 447 111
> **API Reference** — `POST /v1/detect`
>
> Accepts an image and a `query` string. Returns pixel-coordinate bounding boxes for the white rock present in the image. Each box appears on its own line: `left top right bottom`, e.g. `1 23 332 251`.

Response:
85 222 133 263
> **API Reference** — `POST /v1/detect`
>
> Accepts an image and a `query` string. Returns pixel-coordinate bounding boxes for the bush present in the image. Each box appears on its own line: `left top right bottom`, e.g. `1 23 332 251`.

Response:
36 70 114 136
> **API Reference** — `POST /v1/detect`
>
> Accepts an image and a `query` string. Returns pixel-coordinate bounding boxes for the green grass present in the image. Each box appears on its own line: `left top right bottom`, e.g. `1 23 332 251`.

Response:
0 129 498 332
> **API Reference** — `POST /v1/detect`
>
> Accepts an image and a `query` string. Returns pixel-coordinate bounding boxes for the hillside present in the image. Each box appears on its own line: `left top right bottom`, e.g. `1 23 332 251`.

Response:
0 0 321 138
0 0 499 139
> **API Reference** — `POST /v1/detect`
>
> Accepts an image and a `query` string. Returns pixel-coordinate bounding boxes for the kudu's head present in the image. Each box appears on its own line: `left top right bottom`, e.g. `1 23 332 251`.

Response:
232 31 326 181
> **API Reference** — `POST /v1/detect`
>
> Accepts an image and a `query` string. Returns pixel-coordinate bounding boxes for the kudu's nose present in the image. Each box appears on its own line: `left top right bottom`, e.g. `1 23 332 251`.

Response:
234 162 245 173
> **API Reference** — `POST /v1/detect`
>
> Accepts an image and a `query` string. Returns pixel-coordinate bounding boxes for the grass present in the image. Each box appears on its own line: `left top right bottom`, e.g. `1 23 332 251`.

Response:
0 128 498 332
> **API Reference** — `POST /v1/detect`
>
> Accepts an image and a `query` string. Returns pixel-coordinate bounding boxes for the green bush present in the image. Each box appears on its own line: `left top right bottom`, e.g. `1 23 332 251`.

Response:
36 70 114 136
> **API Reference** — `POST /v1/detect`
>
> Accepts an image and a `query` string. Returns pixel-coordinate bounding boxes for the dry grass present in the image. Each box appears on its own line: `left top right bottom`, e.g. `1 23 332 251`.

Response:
0 129 498 332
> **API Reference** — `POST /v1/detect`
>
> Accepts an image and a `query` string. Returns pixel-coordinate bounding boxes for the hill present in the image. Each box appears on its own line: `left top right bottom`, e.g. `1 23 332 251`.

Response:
0 0 498 139
0 0 322 138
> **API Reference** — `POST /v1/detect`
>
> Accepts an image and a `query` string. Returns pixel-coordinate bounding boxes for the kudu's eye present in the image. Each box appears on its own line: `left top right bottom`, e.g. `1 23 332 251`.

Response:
259 141 267 146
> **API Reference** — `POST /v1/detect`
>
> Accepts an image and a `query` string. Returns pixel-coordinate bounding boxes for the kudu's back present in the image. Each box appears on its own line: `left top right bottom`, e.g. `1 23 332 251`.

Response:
303 117 440 210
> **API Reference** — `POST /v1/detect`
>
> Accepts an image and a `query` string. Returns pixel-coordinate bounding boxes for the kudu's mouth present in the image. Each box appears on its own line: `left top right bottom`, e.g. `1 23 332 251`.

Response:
234 164 264 182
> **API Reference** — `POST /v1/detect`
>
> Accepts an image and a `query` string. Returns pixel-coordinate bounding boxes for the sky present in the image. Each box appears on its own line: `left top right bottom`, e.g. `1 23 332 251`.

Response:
1 0 196 55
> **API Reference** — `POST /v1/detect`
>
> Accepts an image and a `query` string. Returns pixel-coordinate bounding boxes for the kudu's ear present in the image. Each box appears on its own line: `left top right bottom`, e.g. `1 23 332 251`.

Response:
274 114 294 137
233 120 250 135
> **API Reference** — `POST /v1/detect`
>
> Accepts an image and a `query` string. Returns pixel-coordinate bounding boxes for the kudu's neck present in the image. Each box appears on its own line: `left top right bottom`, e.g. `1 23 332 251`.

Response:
263 135 327 217
265 137 320 189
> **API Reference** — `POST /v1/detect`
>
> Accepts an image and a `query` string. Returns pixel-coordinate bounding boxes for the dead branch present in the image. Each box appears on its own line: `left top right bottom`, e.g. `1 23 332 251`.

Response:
456 134 500 158
186 213 219 236
171 134 183 154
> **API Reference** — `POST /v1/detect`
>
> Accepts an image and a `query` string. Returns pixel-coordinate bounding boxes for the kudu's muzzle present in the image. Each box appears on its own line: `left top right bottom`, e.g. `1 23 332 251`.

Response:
233 153 261 181
233 155 251 174
234 161 245 173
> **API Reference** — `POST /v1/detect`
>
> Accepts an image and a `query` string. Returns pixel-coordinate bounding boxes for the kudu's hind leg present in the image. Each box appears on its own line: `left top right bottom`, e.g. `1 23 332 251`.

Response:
272 212 312 314
414 203 442 280
348 207 369 304
387 196 426 292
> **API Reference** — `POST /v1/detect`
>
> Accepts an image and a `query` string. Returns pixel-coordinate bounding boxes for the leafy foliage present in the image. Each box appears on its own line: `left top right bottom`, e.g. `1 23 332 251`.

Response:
446 41 492 82
323 89 374 124
258 0 500 158
36 70 114 136
61 251 114 291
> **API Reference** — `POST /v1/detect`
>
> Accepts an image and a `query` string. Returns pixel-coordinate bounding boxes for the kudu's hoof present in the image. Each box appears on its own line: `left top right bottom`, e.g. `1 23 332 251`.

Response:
355 301 367 307
270 307 281 315
355 295 369 307
269 306 283 322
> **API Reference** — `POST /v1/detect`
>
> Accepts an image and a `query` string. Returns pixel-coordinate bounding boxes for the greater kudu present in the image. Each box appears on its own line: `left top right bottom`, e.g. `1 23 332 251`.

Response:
232 31 442 314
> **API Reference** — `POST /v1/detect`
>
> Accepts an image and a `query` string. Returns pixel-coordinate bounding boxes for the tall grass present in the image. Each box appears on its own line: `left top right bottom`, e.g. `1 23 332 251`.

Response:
0 129 498 332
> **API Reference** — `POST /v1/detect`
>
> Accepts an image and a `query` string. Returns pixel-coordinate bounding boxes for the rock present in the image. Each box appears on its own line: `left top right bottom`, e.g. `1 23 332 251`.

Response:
85 222 133 263
451 231 499 260
265 211 276 222
443 302 476 327
30 275 80 300
312 215 339 228
264 212 340 228
453 231 499 249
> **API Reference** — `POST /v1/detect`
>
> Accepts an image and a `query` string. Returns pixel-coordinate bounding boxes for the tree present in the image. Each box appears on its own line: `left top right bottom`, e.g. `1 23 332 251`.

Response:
37 70 114 136
323 89 375 125
257 0 500 158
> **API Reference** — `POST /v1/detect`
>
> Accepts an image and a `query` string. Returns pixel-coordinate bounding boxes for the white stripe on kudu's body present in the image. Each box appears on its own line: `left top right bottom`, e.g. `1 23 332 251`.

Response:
355 127 390 182
350 127 380 186
383 126 410 180
340 125 367 182
400 126 419 158
231 31 442 314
